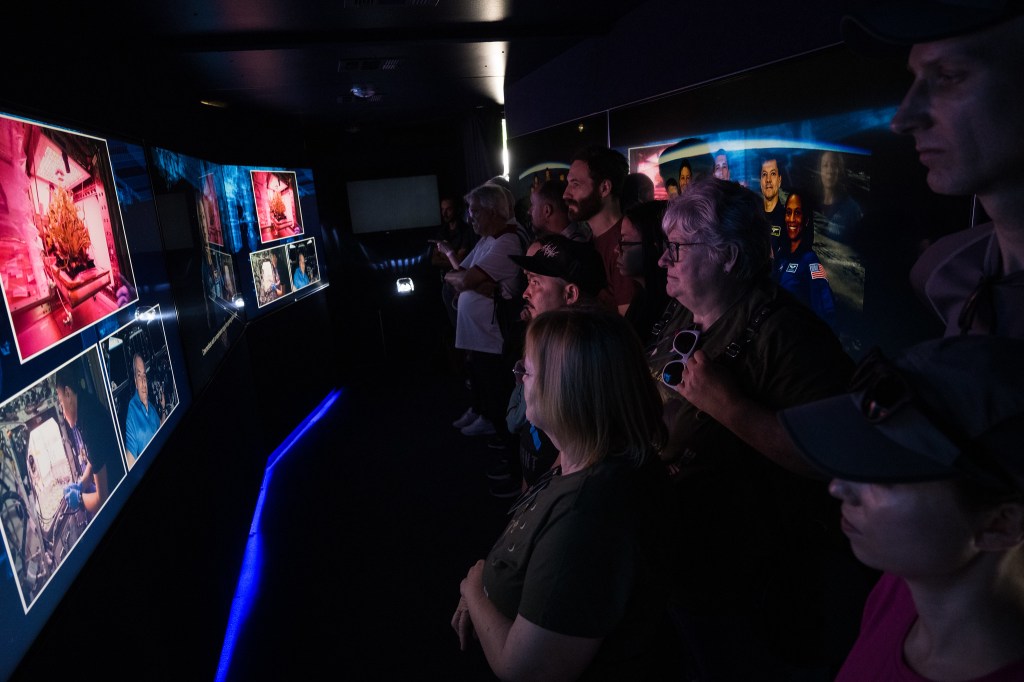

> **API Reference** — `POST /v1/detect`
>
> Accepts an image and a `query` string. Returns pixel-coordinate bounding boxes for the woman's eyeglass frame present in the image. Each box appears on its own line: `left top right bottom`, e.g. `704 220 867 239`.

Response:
664 241 707 262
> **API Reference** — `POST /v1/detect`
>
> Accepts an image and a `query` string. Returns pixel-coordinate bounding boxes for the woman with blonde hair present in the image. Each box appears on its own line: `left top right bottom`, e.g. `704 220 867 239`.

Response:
452 307 678 681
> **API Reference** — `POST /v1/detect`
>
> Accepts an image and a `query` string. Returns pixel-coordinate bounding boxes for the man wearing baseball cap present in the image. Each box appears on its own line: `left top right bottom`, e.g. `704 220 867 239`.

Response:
509 233 609 320
842 1 1024 337
484 235 611 497
780 335 1024 680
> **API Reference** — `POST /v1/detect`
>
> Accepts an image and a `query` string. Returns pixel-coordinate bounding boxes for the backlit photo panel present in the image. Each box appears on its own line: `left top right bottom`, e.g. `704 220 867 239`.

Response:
0 114 138 363
205 247 241 308
0 347 126 612
285 238 321 291
250 245 289 308
251 170 304 244
199 173 224 247
99 305 180 471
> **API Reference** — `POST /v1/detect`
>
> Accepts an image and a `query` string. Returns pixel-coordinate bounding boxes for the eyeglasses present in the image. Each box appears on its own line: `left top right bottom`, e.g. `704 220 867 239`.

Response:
618 239 642 250
661 329 701 387
512 359 529 383
664 241 707 262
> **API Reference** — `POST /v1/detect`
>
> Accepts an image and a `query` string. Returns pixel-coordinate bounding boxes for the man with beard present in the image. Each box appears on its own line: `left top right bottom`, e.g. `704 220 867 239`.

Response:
563 145 637 314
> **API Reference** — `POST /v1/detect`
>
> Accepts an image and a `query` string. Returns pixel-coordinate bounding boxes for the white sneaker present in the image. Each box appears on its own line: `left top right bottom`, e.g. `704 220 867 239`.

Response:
461 415 497 436
452 407 479 429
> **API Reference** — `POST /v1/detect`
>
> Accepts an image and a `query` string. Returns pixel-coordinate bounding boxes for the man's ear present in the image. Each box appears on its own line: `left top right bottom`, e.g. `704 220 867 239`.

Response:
598 178 613 199
543 203 555 220
976 502 1024 552
563 283 581 306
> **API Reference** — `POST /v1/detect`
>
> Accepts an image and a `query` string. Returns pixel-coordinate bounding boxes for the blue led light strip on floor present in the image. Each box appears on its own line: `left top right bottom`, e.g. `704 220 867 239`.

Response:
214 388 343 682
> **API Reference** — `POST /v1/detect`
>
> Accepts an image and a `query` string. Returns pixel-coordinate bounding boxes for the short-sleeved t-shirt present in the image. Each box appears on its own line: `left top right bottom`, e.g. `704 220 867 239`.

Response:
591 219 637 309
482 456 677 679
455 232 524 354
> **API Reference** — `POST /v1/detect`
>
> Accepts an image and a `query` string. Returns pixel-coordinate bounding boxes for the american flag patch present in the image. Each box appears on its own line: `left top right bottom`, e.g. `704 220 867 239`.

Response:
810 262 827 280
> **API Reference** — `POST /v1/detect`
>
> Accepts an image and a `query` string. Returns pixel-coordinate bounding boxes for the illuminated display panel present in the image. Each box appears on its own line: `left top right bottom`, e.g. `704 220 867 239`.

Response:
199 173 224 247
251 169 304 244
0 118 191 681
98 305 181 471
0 348 126 613
0 114 139 363
285 237 321 292
624 108 890 353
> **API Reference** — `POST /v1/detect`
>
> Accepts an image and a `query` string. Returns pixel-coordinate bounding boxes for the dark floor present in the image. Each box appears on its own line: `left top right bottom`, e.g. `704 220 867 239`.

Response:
220 336 514 681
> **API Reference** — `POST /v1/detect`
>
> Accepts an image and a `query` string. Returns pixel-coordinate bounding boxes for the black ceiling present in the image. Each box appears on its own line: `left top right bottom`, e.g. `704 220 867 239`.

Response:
4 0 652 152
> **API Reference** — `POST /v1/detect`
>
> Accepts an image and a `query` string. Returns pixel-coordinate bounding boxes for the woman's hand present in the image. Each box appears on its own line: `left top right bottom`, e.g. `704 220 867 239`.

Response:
460 559 486 598
451 595 475 651
453 560 486 650
672 349 737 420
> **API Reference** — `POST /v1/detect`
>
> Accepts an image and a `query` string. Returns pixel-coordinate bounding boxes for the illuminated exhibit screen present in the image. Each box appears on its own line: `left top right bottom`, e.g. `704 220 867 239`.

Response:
625 108 891 355
251 169 304 243
347 174 440 234
249 236 322 307
0 114 190 681
0 349 126 613
99 305 181 471
0 114 139 362
151 148 328 390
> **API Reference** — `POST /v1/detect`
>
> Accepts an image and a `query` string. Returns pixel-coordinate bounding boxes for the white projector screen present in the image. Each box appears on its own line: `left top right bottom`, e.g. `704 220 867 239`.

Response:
347 174 440 234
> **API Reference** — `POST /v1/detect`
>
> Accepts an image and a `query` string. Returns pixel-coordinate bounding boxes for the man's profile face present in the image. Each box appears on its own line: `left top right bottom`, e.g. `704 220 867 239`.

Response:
714 154 730 180
563 160 602 221
134 355 149 407
890 17 1024 198
56 385 77 429
523 271 570 317
760 160 780 203
440 199 456 224
529 191 549 233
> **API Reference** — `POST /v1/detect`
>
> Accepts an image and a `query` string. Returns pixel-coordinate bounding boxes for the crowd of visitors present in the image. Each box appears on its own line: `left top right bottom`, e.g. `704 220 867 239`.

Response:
434 4 1024 679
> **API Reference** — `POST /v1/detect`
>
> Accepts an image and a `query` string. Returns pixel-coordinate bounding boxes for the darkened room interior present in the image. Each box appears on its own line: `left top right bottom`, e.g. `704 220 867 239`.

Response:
0 0 988 679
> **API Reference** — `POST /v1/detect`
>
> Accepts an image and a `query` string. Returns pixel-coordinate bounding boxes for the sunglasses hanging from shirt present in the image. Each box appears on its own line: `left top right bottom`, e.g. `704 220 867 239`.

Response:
661 329 701 387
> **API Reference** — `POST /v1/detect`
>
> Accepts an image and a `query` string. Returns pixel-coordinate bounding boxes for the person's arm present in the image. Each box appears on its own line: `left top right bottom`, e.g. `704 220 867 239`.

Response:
459 560 601 682
82 466 109 514
672 350 821 478
445 265 492 294
434 241 462 270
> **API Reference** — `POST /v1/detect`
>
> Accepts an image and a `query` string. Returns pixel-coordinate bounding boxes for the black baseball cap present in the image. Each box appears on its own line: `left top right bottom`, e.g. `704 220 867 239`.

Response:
509 234 608 297
779 336 1024 493
842 0 1024 55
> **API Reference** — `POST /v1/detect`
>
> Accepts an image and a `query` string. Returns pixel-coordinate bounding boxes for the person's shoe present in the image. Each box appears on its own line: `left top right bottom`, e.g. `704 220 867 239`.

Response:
486 458 511 481
452 407 479 429
489 478 523 499
487 433 515 450
461 415 497 436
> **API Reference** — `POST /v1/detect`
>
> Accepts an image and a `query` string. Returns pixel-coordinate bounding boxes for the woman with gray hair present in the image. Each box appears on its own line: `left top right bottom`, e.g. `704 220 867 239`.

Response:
648 177 873 679
443 182 525 440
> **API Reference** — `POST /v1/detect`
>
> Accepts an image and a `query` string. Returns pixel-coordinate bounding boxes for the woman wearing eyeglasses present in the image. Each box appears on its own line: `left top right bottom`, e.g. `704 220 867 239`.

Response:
649 177 873 679
452 307 679 681
615 199 671 347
